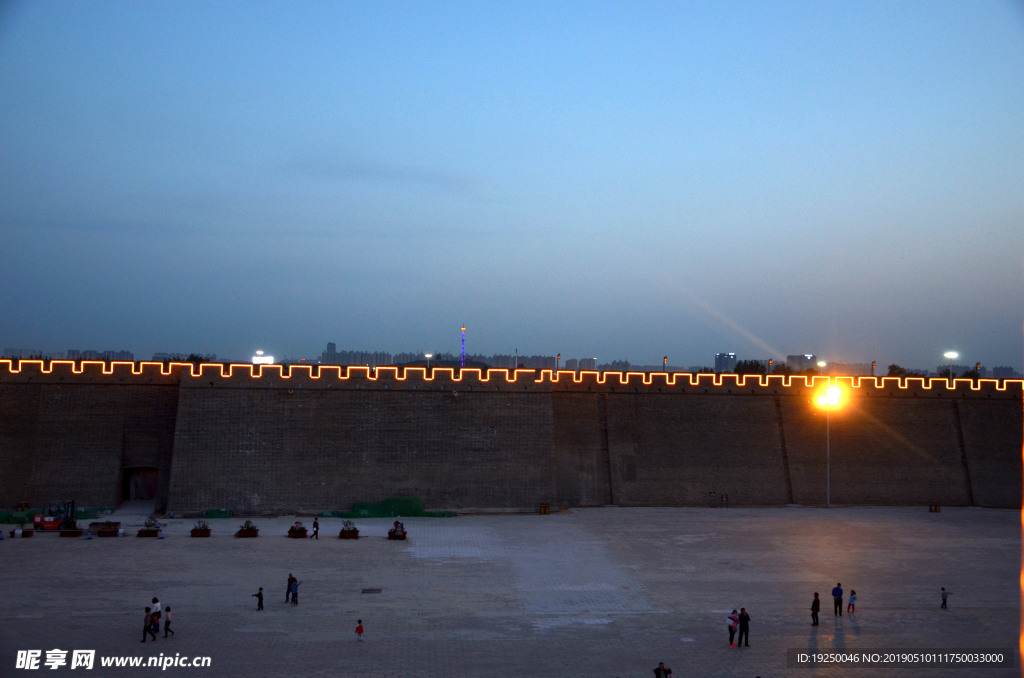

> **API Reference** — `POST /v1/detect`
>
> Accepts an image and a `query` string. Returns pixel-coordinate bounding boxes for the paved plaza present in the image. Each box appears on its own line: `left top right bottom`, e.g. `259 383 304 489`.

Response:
1 506 1019 677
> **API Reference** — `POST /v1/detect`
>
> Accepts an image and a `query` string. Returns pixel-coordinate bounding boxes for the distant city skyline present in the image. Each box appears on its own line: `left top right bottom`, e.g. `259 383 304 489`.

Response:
1 3 1020 375
2 340 1018 378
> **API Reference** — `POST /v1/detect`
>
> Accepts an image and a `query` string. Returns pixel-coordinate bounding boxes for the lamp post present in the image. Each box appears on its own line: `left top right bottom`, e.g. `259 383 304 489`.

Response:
943 351 958 381
816 385 843 508
425 353 433 372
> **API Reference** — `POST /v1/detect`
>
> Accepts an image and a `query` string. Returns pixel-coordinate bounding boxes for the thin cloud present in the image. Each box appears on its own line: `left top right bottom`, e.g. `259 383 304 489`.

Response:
281 154 478 194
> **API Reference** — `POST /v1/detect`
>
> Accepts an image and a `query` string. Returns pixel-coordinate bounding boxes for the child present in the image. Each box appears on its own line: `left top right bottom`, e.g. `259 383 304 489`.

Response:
141 607 157 643
941 587 952 609
252 587 264 610
163 606 175 637
847 590 856 614
355 619 364 641
291 580 302 605
727 610 739 646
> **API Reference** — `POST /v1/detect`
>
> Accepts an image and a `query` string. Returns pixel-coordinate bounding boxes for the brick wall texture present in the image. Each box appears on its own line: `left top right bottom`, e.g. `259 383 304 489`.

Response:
1 362 1020 512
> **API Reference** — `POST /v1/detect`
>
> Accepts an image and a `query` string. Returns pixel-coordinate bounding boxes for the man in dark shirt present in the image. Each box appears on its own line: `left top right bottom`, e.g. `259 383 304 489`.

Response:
737 608 751 646
811 592 820 625
653 662 672 677
832 583 843 617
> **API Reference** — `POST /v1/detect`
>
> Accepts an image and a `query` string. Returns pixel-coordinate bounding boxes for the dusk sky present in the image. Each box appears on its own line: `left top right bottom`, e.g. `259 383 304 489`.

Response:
1 1 1021 370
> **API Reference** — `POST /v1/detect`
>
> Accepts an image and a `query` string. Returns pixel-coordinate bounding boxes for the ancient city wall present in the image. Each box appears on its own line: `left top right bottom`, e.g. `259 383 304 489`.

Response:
0 361 1020 512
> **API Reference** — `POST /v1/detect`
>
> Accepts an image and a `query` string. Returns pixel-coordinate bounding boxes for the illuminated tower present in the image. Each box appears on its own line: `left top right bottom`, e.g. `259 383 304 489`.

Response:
460 327 466 368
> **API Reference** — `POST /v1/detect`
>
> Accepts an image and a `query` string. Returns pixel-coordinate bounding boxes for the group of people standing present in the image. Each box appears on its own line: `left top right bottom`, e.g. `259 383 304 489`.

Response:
811 583 857 625
141 596 173 642
726 608 751 647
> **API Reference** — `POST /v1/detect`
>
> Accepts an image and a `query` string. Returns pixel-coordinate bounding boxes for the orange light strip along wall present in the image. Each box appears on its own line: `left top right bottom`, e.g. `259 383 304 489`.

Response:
1 359 1022 393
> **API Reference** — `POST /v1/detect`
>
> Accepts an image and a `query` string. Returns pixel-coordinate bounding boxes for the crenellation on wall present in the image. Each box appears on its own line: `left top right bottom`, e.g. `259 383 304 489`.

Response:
0 359 185 383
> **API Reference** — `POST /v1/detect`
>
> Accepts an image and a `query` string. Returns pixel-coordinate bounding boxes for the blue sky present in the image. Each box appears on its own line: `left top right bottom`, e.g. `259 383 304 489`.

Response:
1 1 1021 370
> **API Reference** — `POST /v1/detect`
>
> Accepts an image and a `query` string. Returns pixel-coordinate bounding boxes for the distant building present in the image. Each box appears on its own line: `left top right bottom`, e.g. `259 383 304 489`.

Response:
786 354 818 372
152 352 188 362
935 363 970 378
319 343 391 367
67 348 134 362
3 347 46 359
599 360 632 372
151 352 217 363
992 366 1021 379
715 352 737 373
823 362 873 376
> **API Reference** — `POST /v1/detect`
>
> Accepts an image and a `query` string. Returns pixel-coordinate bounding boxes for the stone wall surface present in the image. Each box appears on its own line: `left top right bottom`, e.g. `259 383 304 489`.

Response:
0 361 180 508
0 361 1020 513
168 384 556 513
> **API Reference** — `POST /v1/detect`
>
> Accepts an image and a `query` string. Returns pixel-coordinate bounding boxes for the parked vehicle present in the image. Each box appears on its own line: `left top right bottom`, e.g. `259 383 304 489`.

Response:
33 499 76 531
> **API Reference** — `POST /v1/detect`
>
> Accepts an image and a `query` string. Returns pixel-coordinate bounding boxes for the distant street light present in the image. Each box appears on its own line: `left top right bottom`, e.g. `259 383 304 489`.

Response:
815 384 844 508
425 353 433 372
943 351 958 381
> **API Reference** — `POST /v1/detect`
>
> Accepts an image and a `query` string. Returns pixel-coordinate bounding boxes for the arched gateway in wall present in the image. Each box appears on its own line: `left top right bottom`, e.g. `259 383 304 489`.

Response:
1 360 1020 514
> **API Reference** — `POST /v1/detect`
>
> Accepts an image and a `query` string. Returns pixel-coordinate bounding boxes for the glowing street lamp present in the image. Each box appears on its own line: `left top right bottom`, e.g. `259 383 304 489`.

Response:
943 351 958 381
815 384 844 508
425 353 433 371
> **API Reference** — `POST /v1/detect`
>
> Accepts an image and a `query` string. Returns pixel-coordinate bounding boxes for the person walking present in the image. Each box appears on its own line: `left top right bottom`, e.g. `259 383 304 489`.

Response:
941 587 952 609
832 583 843 617
847 590 856 614
737 608 750 647
141 607 157 643
286 574 296 603
355 619 364 641
252 587 264 611
811 593 820 625
163 606 175 637
728 610 739 646
653 661 673 677
310 517 319 540
151 597 161 624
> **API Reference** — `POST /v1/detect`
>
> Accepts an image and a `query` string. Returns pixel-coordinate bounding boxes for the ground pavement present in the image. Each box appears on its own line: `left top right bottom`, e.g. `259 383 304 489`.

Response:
1 506 1019 677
